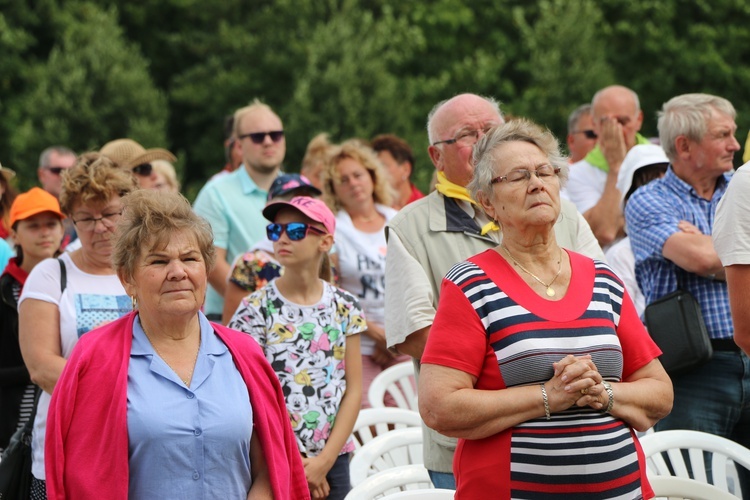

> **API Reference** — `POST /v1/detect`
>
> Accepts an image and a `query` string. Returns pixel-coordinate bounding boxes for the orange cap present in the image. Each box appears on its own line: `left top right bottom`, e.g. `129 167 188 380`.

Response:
9 187 66 228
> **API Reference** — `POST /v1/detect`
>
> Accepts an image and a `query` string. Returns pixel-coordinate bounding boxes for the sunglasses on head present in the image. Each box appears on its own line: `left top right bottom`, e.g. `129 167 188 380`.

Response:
132 163 153 176
239 131 285 145
266 222 326 242
574 129 597 140
45 166 66 175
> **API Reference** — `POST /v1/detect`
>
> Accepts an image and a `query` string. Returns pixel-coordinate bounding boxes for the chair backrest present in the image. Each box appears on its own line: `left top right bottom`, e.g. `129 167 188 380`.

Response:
367 361 418 411
344 465 434 500
352 407 422 453
640 429 750 496
385 489 455 499
350 427 424 486
648 475 738 499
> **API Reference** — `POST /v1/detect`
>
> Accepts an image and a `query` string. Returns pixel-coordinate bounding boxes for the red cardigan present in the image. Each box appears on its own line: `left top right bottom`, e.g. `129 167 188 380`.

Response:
45 311 309 499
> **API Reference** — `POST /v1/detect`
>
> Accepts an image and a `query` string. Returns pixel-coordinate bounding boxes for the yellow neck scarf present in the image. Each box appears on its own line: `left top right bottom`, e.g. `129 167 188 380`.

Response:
434 172 500 235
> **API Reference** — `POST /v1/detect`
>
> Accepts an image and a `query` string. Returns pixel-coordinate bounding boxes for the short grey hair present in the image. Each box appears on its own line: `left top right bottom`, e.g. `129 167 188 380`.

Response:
469 119 569 203
39 146 75 167
592 85 641 115
658 93 736 162
426 95 503 145
567 104 592 134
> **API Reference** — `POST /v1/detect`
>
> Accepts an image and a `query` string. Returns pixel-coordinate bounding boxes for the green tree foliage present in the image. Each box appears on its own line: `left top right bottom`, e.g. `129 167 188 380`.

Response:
6 1 167 189
599 0 750 135
3 0 750 195
512 0 615 138
284 1 428 182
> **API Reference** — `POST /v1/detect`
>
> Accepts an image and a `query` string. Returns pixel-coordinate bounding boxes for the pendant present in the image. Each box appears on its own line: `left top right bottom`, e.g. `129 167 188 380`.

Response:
546 287 555 297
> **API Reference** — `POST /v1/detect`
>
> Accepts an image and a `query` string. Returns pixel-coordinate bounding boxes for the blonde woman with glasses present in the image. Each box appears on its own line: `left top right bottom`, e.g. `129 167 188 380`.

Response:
18 154 136 499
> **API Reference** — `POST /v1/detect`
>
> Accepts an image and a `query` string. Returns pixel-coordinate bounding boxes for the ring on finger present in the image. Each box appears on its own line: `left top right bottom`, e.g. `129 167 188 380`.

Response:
580 388 588 395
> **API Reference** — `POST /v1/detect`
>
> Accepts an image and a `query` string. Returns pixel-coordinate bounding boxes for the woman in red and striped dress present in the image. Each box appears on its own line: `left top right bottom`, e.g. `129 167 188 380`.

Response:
419 119 673 500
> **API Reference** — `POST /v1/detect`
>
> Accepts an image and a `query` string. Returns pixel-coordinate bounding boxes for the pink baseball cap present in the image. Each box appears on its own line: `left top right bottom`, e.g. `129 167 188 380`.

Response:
262 196 336 234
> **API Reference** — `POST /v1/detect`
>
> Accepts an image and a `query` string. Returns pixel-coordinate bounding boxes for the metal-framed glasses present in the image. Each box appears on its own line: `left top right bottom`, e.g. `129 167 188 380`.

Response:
266 222 327 242
490 165 561 185
432 126 493 147
573 129 597 139
71 210 124 231
239 131 285 144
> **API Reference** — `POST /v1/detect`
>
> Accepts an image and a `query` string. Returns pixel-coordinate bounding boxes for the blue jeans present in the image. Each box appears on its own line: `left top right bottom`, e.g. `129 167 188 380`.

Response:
326 453 352 500
655 350 750 495
428 470 456 490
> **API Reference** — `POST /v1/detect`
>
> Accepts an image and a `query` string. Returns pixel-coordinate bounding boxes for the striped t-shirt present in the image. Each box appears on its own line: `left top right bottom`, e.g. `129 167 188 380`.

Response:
422 249 661 499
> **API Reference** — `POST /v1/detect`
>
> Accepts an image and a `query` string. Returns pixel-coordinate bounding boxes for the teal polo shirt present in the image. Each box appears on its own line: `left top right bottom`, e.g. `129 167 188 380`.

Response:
193 166 269 316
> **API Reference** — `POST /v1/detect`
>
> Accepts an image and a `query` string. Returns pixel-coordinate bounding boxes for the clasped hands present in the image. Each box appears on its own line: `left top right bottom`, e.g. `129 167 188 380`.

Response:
545 354 609 412
598 116 628 174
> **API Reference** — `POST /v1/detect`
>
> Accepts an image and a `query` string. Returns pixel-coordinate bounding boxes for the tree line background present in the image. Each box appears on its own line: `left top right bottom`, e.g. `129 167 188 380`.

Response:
2 0 750 199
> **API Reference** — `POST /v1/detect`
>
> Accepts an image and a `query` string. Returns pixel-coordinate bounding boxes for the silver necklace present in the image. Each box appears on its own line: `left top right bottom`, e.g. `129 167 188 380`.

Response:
501 244 563 297
143 327 200 387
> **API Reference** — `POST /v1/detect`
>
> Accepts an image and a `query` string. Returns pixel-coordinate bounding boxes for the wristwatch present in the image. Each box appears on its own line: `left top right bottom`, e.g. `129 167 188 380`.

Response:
602 381 614 413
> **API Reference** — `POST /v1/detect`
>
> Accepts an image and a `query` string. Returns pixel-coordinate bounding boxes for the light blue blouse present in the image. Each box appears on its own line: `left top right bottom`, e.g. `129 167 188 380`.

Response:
127 313 253 499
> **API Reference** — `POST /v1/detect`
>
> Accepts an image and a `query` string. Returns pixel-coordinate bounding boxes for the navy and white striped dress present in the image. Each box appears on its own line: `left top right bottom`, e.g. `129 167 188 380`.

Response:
422 249 661 500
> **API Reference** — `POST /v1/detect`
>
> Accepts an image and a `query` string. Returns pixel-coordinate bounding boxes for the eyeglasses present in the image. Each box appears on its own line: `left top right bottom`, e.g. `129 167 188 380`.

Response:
432 126 494 147
238 131 285 144
266 222 327 242
44 166 68 175
71 210 123 231
573 129 597 140
132 163 153 176
491 164 561 185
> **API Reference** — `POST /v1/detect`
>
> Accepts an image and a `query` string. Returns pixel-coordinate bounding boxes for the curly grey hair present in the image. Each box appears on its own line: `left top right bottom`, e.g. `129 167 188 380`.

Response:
469 119 569 204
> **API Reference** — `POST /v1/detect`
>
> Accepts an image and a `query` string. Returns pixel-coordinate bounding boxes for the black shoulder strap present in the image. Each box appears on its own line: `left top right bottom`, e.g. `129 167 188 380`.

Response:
58 258 67 293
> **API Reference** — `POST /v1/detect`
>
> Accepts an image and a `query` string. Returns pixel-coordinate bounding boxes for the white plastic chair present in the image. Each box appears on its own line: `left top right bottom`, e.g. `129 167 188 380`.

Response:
344 465 433 500
640 429 750 497
350 427 424 486
352 407 422 453
385 489 455 499
368 361 418 411
649 475 738 499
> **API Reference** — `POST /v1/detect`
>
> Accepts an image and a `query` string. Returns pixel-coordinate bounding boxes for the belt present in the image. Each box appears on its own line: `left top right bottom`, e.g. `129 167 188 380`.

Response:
711 338 741 352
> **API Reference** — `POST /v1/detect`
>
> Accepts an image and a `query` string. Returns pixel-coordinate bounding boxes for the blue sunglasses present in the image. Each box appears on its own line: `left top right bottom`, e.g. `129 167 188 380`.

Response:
267 222 327 241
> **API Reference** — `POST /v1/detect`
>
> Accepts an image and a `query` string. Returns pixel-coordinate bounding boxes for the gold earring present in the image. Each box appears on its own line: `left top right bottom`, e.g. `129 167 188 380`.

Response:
131 295 138 310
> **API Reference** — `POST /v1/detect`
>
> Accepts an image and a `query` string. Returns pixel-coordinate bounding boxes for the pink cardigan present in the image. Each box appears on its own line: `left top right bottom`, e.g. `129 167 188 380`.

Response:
45 311 310 499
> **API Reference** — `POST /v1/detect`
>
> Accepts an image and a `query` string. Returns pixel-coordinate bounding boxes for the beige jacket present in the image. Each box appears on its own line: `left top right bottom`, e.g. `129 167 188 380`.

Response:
384 190 603 473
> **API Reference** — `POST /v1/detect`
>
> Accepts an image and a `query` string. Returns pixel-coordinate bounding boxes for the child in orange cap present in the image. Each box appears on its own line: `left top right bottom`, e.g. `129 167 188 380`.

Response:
0 187 65 451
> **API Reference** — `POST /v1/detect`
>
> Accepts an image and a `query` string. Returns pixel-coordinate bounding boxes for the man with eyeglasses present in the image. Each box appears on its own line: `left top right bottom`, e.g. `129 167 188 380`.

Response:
566 104 597 164
565 85 651 248
193 99 286 321
384 93 604 490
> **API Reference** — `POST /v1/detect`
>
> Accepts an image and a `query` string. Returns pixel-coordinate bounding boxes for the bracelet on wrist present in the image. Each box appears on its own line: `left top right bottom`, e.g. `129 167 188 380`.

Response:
602 381 614 413
540 383 551 420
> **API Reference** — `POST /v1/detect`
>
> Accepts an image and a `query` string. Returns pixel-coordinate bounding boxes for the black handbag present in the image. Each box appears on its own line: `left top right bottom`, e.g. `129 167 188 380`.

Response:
0 389 40 500
644 288 713 376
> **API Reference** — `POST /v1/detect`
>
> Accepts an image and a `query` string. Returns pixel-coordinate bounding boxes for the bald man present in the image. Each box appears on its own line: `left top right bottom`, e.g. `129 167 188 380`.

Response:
384 93 603 488
193 99 286 320
565 85 650 247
